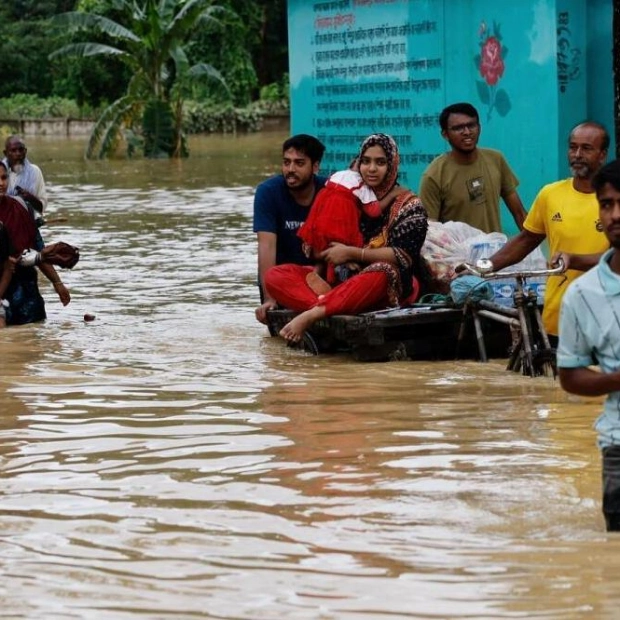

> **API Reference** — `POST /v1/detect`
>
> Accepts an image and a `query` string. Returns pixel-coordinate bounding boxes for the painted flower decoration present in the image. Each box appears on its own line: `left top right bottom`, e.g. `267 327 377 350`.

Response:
474 21 511 121
480 36 504 85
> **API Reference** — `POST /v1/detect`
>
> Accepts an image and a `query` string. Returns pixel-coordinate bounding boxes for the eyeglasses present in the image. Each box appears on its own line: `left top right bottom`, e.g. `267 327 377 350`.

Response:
448 121 479 133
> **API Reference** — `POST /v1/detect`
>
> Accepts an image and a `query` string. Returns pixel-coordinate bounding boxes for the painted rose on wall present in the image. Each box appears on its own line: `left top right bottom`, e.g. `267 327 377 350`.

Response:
480 36 504 85
475 21 511 120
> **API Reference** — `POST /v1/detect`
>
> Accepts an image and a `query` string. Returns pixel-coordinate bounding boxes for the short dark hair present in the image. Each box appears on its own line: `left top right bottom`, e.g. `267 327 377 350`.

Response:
592 159 620 195
439 103 479 131
282 134 326 164
570 121 610 152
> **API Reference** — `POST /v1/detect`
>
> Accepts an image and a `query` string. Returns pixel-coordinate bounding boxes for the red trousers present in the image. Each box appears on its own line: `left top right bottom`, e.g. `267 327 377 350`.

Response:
264 264 391 316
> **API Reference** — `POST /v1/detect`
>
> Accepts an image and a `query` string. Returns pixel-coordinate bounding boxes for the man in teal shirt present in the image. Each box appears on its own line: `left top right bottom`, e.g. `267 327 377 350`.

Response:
558 159 620 531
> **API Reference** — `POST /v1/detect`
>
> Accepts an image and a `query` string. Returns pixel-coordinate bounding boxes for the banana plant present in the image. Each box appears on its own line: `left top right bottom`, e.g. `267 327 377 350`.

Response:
50 0 230 158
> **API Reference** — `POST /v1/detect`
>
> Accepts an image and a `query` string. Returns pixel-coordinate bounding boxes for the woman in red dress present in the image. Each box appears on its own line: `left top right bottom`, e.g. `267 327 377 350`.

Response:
297 133 405 285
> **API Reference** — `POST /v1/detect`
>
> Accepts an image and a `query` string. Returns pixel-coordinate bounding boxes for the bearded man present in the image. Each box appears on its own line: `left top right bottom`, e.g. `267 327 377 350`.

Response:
2 135 48 221
479 121 610 343
253 134 327 324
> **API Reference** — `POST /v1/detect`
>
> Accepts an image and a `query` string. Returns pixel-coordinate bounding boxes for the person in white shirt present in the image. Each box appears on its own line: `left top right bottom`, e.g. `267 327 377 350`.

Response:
2 135 48 221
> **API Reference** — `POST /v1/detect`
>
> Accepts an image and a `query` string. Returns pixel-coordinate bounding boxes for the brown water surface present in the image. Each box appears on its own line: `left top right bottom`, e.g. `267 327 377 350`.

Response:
1 134 618 619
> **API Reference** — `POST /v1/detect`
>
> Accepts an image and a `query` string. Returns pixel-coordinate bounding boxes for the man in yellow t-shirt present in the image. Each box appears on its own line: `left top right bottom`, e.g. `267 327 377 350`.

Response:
482 121 609 341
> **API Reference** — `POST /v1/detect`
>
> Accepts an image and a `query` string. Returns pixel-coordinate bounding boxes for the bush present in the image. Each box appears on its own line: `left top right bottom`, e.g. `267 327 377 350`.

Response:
0 94 102 119
257 73 289 113
182 101 265 134
0 95 289 135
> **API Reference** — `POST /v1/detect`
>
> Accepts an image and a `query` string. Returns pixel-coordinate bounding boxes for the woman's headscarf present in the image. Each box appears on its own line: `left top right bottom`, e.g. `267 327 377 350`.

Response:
357 133 400 200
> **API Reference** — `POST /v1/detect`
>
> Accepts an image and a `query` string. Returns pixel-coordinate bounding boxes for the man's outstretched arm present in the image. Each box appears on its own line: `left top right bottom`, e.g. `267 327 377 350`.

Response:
559 366 620 397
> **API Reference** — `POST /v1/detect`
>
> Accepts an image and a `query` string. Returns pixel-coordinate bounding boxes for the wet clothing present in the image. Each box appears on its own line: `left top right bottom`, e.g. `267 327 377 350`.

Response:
603 446 620 531
420 148 518 233
0 224 9 322
4 267 46 325
0 195 46 325
557 250 620 449
0 222 10 261
525 179 609 336
557 249 620 531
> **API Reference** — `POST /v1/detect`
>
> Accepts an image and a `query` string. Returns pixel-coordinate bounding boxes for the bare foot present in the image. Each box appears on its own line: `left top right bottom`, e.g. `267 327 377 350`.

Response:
306 271 332 295
279 306 326 343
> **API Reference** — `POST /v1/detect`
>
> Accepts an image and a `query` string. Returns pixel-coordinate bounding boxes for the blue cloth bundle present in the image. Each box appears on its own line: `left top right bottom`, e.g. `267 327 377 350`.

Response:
449 275 494 306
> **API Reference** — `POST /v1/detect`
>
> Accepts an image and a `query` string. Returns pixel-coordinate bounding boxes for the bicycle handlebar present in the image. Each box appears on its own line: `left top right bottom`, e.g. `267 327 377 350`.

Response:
459 258 565 280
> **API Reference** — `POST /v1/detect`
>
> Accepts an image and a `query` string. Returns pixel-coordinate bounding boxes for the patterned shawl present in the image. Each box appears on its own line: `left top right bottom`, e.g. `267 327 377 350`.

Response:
360 191 428 305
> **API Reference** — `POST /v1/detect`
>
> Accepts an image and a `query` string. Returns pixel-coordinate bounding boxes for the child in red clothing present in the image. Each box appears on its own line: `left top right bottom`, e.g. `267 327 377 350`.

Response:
298 133 403 287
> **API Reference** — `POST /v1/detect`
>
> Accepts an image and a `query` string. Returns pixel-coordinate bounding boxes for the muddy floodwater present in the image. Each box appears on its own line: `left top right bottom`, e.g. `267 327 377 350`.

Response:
1 133 619 619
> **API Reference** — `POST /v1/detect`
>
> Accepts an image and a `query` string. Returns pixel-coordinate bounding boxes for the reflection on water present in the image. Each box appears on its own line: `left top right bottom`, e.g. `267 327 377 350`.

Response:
2 135 620 619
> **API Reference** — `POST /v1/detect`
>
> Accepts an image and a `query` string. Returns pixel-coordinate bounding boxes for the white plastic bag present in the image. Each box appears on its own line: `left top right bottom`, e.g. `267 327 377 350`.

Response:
467 233 508 264
508 246 547 272
422 221 506 286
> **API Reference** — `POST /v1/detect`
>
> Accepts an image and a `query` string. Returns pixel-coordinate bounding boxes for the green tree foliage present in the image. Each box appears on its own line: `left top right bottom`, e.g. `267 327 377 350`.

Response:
0 1 290 142
187 0 288 105
0 0 77 98
49 0 231 158
51 55 132 110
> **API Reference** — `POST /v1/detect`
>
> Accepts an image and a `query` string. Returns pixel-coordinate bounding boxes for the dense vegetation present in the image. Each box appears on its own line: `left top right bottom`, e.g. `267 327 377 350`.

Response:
0 0 289 157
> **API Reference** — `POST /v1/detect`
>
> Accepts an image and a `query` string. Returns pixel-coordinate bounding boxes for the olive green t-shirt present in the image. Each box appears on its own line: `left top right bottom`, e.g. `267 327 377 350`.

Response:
419 148 519 233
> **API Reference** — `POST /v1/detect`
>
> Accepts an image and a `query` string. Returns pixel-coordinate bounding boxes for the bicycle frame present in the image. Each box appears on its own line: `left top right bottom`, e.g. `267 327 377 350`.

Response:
459 262 565 377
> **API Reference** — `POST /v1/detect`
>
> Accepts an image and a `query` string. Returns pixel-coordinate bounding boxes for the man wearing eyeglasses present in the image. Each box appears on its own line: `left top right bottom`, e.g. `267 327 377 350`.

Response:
420 102 527 233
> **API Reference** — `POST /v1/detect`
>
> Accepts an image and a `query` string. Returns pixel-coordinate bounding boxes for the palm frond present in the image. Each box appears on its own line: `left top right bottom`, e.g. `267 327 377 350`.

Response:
194 5 234 29
126 72 151 97
97 115 130 159
169 45 190 75
187 62 228 90
85 96 143 159
49 42 129 61
51 12 141 43
165 3 228 47
157 0 179 25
